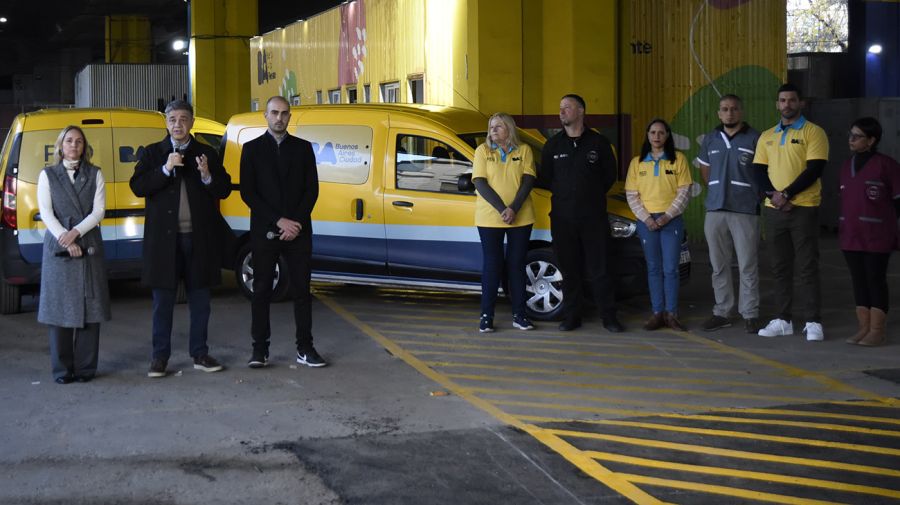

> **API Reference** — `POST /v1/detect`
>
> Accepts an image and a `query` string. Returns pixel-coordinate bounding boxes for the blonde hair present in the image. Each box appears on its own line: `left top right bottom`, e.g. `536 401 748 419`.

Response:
53 125 93 165
485 112 520 150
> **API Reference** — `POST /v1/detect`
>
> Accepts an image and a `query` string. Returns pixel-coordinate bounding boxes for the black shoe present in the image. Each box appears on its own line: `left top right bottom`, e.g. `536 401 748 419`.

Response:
479 314 495 333
603 316 625 333
54 375 74 385
744 317 764 334
559 319 582 331
74 375 94 383
702 315 732 332
248 350 269 368
193 354 224 373
297 348 328 368
148 358 168 378
512 314 535 330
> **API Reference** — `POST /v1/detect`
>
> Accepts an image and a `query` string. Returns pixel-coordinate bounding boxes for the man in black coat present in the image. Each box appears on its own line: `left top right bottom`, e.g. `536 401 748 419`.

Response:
537 94 624 333
240 95 323 369
130 100 232 378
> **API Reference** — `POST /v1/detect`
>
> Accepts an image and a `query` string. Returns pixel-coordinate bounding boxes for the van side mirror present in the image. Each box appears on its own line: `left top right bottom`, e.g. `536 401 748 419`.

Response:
457 173 474 193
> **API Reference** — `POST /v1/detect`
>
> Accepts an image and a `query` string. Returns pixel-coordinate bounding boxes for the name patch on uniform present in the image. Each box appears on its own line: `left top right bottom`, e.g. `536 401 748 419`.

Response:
587 150 599 163
867 185 881 200
511 157 521 161
665 170 675 175
554 154 569 159
791 139 804 145
639 171 647 176
710 149 720 155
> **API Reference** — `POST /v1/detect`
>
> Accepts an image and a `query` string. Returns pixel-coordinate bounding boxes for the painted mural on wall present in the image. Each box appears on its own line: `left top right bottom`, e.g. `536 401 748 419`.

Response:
339 0 367 87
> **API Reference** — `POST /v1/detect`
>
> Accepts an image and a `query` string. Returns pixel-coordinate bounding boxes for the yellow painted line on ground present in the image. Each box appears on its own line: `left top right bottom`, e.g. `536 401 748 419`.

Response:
676 331 900 407
411 350 758 376
467 386 722 412
488 398 711 417
546 427 900 457
394 340 741 363
590 451 900 499
708 407 900 426
662 413 900 438
515 415 900 478
828 400 900 409
382 331 683 351
317 293 663 504
616 474 846 505
423 361 820 391
445 373 828 404
352 312 480 322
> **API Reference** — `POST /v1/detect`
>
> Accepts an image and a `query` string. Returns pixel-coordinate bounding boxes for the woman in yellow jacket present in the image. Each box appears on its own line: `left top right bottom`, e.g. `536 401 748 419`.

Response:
473 113 537 332
625 118 693 331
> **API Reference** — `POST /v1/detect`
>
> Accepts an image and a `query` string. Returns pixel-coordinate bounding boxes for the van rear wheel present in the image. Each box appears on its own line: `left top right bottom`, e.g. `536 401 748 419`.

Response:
235 243 290 302
0 278 21 315
524 248 563 321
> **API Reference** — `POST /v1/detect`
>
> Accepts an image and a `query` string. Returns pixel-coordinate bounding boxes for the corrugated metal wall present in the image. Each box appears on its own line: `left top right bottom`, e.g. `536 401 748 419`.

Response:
620 0 786 238
74 64 188 110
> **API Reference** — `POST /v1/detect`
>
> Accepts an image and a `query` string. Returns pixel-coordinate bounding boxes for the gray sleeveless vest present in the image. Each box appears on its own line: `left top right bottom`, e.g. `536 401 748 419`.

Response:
37 163 111 327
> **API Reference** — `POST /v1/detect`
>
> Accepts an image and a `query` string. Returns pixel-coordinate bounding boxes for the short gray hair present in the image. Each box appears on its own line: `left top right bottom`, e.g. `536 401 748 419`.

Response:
164 99 194 116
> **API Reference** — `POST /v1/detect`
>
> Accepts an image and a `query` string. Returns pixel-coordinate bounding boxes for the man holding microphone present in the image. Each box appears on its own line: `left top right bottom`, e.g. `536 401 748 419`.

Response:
130 100 232 378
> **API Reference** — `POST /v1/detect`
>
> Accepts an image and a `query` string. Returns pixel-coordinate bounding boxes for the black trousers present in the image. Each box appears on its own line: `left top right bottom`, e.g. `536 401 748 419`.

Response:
251 237 313 354
843 250 891 312
551 215 616 322
764 206 821 323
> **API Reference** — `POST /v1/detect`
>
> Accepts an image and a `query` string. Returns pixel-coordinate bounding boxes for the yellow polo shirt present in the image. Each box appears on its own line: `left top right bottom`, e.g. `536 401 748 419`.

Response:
624 151 692 213
473 143 536 227
753 116 829 207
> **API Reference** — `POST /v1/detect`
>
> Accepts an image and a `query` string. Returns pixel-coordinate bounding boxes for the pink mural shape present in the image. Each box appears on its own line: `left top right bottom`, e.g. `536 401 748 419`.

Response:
339 0 367 86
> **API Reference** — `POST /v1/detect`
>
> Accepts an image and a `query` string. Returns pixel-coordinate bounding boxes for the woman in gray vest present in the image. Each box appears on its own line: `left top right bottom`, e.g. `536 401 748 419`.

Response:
37 125 110 384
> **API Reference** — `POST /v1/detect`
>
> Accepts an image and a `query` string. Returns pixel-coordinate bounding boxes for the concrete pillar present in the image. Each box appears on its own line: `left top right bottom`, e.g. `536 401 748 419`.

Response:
189 0 258 122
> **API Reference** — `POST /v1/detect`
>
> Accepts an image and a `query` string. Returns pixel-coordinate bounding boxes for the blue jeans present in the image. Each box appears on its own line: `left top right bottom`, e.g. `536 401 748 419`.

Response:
636 214 683 314
151 233 211 360
478 225 532 317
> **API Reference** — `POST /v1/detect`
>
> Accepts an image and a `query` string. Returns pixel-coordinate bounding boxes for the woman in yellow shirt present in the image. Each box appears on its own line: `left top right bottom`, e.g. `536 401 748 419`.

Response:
473 113 537 332
625 119 693 331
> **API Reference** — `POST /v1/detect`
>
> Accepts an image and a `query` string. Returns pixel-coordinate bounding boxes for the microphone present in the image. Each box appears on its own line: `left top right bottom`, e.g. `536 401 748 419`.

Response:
265 230 282 240
55 246 96 258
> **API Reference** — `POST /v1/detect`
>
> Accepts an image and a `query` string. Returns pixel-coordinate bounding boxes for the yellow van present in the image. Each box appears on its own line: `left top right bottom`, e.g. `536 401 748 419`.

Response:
0 108 224 314
222 104 690 321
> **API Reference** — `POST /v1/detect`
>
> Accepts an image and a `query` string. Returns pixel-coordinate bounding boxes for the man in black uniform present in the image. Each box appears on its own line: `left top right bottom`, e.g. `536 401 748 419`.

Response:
240 96 324 369
537 94 624 332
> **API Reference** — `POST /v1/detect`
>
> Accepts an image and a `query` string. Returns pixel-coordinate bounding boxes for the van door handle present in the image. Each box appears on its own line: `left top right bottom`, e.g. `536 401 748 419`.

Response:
392 201 414 208
354 198 364 220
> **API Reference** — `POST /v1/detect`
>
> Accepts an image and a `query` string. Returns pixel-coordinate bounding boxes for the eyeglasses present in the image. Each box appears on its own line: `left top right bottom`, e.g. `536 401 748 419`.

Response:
848 132 867 140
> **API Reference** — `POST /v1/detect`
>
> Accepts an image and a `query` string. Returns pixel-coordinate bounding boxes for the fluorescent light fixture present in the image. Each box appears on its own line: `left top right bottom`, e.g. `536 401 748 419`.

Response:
0 17 8 23
172 39 187 51
868 44 883 54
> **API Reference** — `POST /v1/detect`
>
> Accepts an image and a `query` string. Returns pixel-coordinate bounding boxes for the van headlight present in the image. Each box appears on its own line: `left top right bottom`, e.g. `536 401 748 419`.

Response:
608 215 637 238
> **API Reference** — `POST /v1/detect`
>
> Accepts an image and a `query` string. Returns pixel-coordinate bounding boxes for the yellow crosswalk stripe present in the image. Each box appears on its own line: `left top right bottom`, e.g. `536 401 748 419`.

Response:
618 474 846 505
662 413 900 438
590 451 900 498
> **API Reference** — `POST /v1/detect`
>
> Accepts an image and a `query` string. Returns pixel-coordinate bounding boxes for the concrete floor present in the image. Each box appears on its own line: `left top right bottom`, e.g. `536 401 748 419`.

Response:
1 231 898 504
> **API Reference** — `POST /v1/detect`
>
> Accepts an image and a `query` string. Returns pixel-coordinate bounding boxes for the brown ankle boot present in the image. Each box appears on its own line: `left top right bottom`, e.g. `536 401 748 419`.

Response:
846 306 870 344
644 312 665 331
858 308 886 347
664 312 687 331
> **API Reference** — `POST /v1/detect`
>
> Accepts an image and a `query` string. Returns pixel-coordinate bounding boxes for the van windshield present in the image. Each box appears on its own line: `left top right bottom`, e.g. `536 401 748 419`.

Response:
457 130 544 172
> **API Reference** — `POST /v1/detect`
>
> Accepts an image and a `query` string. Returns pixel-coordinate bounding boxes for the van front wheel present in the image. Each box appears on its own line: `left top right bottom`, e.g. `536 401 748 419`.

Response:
235 243 290 302
524 248 564 321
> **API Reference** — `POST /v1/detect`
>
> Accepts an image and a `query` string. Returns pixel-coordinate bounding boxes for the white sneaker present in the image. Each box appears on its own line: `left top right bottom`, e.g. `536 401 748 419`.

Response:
804 322 824 341
758 318 793 337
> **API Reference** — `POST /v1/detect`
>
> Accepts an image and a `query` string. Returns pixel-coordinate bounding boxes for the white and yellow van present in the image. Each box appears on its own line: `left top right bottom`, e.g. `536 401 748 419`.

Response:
221 104 690 321
0 108 224 314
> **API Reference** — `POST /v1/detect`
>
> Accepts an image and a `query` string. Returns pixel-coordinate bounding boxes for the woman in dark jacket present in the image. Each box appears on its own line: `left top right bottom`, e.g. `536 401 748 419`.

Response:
37 125 110 384
840 117 900 347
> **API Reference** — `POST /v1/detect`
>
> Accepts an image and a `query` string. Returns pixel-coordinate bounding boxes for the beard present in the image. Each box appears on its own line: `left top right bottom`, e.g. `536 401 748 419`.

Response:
723 121 740 128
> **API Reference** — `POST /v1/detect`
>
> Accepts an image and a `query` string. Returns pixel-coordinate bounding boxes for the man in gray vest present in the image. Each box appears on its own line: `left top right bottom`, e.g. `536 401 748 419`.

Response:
696 94 763 333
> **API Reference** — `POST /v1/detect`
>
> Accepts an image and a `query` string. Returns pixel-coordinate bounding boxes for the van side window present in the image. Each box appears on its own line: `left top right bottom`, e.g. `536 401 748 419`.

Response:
395 134 472 195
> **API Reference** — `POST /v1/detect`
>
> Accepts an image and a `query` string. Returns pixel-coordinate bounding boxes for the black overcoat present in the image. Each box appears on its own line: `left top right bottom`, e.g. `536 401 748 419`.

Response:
129 135 232 289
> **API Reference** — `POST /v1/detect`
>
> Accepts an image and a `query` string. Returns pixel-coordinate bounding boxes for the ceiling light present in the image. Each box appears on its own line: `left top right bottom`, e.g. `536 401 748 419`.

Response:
0 17 8 23
172 39 187 51
868 44 883 54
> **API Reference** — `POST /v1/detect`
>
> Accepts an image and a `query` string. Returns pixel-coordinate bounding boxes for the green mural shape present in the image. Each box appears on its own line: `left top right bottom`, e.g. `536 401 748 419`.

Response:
279 69 298 100
669 65 782 238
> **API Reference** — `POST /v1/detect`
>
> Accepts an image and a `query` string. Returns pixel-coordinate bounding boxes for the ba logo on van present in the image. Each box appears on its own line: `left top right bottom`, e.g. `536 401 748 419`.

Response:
311 141 366 165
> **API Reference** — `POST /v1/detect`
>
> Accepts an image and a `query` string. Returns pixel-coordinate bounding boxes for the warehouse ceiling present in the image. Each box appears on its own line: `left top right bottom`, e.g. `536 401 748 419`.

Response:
0 0 343 83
